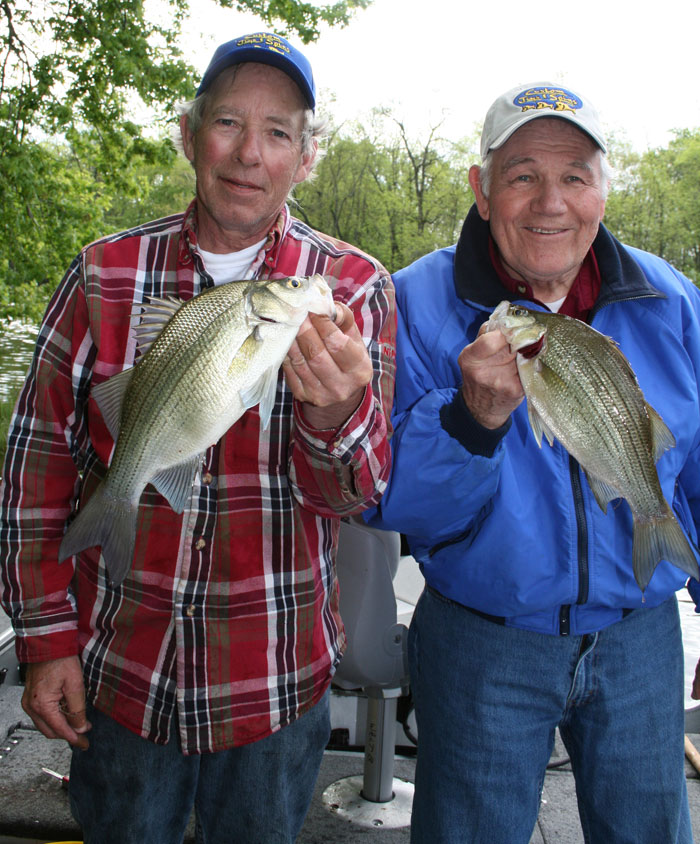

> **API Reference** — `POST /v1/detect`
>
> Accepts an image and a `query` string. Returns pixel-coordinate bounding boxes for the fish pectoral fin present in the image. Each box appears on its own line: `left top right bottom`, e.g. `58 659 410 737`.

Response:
584 471 621 514
526 402 555 448
646 402 676 461
239 365 280 431
91 368 134 441
150 455 202 514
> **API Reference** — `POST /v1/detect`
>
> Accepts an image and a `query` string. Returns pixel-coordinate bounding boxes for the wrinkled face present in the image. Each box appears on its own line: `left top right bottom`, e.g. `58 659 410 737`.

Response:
470 119 607 297
181 63 316 253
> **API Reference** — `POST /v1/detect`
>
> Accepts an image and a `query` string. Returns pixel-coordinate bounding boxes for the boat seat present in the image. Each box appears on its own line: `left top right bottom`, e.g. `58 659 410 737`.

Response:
323 519 413 825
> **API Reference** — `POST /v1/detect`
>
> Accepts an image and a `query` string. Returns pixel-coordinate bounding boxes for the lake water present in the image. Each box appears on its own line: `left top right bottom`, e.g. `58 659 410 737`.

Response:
0 320 39 403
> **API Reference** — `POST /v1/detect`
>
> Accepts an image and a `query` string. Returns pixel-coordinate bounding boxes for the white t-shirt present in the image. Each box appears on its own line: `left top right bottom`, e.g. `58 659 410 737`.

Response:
545 295 566 313
198 238 267 286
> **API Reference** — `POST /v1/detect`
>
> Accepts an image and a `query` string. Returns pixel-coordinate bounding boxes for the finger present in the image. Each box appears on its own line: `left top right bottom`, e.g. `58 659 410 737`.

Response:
22 696 60 740
61 686 90 734
23 693 90 749
303 317 370 376
469 329 514 362
283 340 322 403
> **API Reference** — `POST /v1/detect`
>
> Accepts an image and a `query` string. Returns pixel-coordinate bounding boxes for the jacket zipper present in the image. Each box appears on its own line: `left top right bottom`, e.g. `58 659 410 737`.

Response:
561 454 589 635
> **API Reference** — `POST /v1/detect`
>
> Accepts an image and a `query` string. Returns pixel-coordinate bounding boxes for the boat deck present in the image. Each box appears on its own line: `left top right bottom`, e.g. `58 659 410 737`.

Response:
2 559 700 843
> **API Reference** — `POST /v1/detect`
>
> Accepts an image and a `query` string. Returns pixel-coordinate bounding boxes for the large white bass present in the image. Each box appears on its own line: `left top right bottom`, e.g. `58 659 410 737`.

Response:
487 300 699 593
59 274 336 586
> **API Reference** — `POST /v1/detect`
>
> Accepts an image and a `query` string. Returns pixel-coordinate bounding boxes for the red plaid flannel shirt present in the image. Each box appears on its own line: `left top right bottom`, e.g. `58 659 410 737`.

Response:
0 203 395 753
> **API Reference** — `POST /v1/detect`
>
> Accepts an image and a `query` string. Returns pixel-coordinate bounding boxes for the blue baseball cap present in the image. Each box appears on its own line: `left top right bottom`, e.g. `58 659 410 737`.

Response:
196 32 316 110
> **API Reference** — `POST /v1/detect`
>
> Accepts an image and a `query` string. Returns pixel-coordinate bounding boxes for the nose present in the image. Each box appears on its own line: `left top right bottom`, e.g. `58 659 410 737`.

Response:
530 178 567 215
236 128 262 167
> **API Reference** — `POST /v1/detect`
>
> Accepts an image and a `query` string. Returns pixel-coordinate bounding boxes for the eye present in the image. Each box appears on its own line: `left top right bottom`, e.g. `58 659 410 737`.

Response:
288 278 301 288
513 307 528 316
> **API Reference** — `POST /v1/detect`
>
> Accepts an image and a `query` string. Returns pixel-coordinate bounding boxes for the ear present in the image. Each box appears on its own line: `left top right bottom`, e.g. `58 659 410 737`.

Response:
468 165 490 221
292 137 318 185
180 114 195 164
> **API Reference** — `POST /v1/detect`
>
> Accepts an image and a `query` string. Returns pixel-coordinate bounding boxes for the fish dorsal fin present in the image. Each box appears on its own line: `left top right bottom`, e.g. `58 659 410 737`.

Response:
584 470 621 515
132 296 184 357
647 402 676 462
526 401 555 448
91 368 134 441
149 455 202 514
239 365 280 430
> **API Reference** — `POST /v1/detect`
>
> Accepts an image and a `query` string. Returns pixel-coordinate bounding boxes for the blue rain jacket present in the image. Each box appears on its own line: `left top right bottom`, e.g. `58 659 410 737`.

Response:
367 206 700 635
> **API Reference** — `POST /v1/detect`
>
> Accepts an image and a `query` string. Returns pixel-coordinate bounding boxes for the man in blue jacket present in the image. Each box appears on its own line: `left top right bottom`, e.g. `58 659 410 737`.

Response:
368 82 700 843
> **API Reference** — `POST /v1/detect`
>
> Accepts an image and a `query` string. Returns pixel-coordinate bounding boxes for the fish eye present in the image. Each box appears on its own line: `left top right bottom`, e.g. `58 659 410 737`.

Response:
288 278 301 288
512 307 528 316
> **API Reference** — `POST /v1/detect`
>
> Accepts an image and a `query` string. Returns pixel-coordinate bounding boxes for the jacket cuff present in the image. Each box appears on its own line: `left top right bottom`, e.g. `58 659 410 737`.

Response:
439 389 511 458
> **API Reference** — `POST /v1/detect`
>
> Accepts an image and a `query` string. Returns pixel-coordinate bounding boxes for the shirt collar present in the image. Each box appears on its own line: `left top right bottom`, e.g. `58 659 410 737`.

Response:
488 236 601 322
177 201 290 278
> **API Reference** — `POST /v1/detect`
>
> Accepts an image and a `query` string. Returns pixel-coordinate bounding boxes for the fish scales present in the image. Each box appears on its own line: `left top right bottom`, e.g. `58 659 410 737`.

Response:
535 325 654 501
487 300 699 592
106 285 251 500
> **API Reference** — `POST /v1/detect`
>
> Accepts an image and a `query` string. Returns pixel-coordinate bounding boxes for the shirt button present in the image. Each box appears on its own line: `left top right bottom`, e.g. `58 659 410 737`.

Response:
517 284 527 294
202 472 213 485
332 437 343 450
195 538 206 550
185 604 196 617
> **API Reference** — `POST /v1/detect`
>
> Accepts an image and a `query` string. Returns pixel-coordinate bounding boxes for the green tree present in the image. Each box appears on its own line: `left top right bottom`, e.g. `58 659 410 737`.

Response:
296 112 476 272
604 130 700 285
0 0 370 321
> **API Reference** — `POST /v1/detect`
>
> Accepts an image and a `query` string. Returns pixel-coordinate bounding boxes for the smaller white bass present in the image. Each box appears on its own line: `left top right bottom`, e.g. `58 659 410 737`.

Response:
487 300 699 593
59 274 336 586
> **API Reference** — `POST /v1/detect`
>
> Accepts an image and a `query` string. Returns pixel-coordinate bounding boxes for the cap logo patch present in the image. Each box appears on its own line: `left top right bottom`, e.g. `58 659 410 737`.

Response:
513 86 583 115
235 32 290 56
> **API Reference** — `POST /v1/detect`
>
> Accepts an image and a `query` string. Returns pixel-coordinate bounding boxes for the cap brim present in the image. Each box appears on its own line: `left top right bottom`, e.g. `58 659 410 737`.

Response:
487 111 607 156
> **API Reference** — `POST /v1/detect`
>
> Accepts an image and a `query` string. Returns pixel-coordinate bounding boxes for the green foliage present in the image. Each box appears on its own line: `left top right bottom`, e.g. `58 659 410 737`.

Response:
220 0 372 42
0 384 21 474
295 114 478 273
604 130 700 285
0 0 370 321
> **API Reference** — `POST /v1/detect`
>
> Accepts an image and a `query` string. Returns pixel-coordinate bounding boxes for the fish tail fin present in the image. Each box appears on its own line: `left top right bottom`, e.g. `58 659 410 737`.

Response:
58 483 137 587
633 509 700 593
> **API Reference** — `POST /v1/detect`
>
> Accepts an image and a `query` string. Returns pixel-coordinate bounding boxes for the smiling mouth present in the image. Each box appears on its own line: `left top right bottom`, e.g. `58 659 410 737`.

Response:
223 177 262 191
527 227 568 235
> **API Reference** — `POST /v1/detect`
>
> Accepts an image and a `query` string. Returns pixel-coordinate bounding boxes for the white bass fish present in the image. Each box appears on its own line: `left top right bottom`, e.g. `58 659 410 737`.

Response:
58 274 336 585
487 300 699 593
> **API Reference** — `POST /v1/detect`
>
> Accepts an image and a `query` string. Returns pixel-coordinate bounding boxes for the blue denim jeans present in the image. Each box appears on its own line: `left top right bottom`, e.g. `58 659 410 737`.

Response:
69 689 330 844
409 587 692 844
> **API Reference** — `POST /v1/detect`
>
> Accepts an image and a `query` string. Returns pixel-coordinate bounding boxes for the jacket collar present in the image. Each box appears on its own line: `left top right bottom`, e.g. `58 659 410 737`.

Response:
453 204 661 311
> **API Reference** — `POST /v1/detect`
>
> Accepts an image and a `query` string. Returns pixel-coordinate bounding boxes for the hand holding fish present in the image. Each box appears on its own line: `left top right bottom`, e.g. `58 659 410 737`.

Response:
458 323 525 429
283 301 373 429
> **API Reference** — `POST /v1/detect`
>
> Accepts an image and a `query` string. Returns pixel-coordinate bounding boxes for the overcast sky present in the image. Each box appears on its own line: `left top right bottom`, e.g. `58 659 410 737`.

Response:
182 0 700 153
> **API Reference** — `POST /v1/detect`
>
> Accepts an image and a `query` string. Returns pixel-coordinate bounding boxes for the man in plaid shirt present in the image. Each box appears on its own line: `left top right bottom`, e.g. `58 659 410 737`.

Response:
0 32 395 843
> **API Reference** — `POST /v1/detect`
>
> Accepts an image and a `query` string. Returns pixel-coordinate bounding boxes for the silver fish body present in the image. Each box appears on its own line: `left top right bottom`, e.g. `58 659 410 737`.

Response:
487 300 699 593
58 274 336 585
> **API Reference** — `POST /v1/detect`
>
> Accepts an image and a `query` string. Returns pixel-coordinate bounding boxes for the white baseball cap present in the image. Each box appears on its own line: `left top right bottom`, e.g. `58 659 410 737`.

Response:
480 82 607 159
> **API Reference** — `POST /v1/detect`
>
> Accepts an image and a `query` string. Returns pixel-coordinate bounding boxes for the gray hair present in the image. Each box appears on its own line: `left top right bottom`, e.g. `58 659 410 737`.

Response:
477 146 614 200
175 63 327 180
